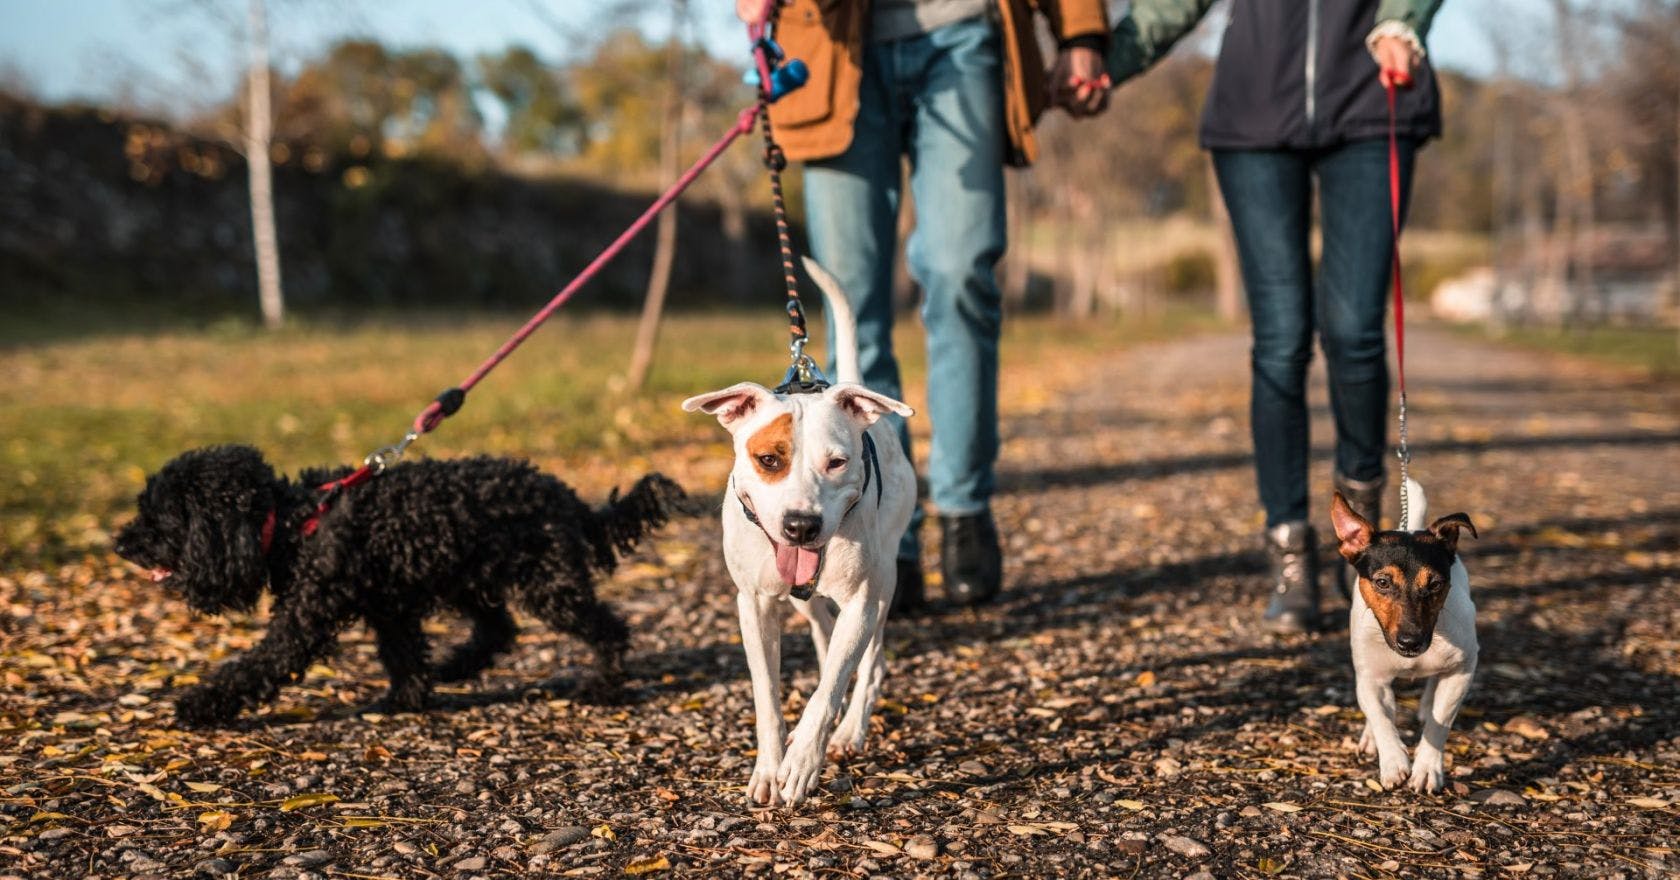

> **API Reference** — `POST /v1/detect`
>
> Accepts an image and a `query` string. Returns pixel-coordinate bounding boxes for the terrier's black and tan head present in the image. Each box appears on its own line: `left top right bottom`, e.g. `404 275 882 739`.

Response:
1330 493 1478 657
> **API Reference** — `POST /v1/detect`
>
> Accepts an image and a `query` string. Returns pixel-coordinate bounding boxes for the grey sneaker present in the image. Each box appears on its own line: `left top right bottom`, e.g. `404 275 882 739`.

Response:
1263 521 1321 632
1332 471 1385 600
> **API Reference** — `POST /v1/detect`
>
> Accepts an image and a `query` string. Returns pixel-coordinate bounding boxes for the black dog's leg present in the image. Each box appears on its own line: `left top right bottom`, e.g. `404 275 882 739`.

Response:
176 595 345 727
368 615 432 714
522 561 630 699
433 599 516 683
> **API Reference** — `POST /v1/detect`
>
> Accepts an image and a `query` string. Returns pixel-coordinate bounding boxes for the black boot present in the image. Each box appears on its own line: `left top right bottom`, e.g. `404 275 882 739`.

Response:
1332 471 1385 601
1263 521 1320 632
893 557 927 616
940 512 1001 606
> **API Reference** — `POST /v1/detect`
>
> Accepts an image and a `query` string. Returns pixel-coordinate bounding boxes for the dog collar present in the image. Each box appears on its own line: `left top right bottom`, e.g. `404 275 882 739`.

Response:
735 432 881 601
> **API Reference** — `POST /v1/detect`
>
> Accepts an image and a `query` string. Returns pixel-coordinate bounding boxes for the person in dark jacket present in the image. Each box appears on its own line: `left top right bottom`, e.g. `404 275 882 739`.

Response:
1106 0 1444 631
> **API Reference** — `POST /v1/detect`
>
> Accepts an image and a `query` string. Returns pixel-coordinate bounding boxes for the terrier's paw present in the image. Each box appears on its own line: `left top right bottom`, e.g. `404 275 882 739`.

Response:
1357 725 1376 756
1408 752 1445 793
746 757 783 806
174 686 237 728
1378 752 1412 789
826 724 867 762
775 741 826 806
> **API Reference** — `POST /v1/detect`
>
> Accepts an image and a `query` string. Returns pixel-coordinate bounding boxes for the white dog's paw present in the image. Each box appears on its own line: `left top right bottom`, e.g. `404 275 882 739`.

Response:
775 741 826 806
826 723 867 762
1408 752 1445 793
1357 725 1376 756
746 758 783 806
1378 752 1412 789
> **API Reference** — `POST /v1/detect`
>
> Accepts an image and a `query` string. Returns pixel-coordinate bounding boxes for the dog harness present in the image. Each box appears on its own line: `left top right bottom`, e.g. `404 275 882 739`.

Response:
735 430 882 602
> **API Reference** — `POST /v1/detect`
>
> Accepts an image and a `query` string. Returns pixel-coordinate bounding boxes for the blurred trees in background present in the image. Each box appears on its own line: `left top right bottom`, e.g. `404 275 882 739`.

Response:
2 0 1676 330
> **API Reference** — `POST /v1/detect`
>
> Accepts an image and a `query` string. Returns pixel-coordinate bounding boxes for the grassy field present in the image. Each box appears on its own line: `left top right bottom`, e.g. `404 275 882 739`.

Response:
0 307 1226 568
1451 322 1680 378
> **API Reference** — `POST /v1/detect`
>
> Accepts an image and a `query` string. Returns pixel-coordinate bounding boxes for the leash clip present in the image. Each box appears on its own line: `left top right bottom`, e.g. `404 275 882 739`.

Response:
365 430 420 474
775 343 831 395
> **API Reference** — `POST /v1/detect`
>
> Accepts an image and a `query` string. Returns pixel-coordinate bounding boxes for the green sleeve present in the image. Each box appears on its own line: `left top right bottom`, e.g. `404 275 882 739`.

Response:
1375 0 1445 41
1105 0 1220 84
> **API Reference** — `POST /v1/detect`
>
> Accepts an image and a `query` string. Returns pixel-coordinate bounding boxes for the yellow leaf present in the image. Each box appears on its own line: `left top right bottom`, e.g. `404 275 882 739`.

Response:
1135 670 1157 687
342 817 387 828
1258 857 1284 874
592 823 616 841
1263 802 1302 813
298 751 328 762
1114 799 1145 811
186 782 222 793
624 855 670 875
198 810 235 830
1364 778 1383 792
279 793 339 812
29 811 72 824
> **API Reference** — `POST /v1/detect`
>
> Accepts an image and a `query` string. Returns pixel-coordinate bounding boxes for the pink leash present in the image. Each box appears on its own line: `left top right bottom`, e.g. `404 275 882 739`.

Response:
299 104 767 533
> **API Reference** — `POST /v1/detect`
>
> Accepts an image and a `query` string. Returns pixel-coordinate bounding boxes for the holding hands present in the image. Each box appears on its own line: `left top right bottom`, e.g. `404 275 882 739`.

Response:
1048 46 1112 118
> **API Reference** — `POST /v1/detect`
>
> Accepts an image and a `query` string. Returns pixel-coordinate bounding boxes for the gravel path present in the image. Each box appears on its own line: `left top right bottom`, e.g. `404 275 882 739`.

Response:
6 326 1679 878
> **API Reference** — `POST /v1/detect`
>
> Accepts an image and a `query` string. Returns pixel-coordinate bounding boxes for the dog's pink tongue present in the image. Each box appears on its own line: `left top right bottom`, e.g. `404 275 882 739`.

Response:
774 544 821 586
149 568 172 583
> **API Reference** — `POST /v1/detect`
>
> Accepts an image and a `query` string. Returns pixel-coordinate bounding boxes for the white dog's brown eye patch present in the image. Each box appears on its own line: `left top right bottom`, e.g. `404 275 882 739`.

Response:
747 413 794 483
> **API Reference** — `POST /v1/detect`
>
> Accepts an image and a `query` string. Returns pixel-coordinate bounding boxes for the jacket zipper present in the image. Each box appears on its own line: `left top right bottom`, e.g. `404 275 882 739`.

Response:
1305 0 1320 131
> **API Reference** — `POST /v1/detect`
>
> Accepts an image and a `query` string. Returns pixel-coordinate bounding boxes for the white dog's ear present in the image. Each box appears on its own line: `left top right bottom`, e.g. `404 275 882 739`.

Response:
681 382 774 429
828 383 913 426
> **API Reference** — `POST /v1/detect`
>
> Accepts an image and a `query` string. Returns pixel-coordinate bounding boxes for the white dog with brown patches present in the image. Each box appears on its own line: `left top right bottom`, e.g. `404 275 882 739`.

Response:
682 257 916 807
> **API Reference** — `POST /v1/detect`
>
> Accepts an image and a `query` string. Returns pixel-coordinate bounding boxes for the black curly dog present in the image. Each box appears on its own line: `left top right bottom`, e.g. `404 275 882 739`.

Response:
113 445 685 727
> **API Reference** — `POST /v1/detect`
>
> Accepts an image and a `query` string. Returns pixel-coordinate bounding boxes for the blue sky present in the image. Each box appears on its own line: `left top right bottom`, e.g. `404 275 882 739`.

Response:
2 0 1510 112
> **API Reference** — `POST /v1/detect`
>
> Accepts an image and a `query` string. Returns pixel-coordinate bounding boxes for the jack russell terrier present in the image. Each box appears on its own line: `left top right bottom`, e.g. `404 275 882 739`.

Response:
1332 478 1480 793
682 257 916 807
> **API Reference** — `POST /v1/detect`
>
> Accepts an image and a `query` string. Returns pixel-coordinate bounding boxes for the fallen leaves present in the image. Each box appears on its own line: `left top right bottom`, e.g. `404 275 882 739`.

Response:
197 810 234 830
278 792 339 812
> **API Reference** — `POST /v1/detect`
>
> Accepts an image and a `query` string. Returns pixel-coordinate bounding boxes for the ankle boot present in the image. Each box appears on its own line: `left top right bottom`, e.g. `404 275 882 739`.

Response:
940 512 1001 606
1263 520 1320 632
1332 471 1385 600
893 557 927 616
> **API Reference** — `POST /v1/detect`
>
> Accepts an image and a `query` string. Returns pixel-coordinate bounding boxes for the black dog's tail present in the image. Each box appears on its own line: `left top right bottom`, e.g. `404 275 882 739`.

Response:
586 473 689 570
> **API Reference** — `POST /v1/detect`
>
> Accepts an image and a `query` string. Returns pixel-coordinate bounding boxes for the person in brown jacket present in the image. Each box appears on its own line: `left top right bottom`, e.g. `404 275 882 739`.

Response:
741 0 1110 611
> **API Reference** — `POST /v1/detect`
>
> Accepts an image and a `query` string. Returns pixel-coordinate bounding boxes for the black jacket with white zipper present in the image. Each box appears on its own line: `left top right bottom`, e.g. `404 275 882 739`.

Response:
1107 0 1444 150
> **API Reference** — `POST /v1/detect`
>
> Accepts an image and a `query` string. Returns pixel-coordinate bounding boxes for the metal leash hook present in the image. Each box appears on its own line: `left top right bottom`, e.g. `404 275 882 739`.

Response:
364 429 420 475
1395 390 1412 528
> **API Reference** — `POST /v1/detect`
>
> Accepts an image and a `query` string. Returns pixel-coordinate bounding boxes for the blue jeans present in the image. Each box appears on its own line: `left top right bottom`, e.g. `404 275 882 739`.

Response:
1212 139 1416 528
803 17 1008 559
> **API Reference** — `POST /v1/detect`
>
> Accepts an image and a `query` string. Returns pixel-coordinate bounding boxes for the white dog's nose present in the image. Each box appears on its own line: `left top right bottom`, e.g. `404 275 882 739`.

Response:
780 512 822 544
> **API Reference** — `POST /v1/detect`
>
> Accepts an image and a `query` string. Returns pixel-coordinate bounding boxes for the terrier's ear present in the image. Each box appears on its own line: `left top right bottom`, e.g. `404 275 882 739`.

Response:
1330 491 1374 562
1428 512 1478 555
827 383 913 427
681 382 775 430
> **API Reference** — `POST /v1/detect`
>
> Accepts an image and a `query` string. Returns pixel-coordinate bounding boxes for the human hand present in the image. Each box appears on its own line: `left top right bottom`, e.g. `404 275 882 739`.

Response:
737 0 774 25
1373 35 1417 88
1048 46 1111 118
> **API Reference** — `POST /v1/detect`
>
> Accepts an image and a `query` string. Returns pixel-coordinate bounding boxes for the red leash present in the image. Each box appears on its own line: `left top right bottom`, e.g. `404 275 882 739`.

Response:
1385 74 1414 525
297 104 768 534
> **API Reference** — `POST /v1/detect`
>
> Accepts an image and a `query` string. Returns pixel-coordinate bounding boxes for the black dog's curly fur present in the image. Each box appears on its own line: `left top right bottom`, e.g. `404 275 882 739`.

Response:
113 445 686 727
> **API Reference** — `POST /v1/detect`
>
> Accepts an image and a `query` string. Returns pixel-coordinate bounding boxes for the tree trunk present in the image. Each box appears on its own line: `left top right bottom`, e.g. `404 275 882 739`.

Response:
246 0 284 330
1206 159 1243 322
626 5 687 391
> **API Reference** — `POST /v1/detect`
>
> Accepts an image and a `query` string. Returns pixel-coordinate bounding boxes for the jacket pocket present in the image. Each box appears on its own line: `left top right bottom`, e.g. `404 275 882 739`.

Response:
770 0 843 128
